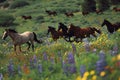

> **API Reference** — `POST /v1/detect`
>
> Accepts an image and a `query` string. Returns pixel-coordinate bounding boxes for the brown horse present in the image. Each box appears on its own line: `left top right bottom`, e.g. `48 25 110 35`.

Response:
96 9 103 14
45 10 57 16
64 12 74 17
113 7 120 12
47 26 63 41
101 19 120 33
2 29 42 54
22 15 32 20
82 11 89 16
68 24 101 42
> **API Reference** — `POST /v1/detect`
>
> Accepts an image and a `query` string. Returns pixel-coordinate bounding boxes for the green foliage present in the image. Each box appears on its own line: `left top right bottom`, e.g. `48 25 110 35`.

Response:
0 1 9 8
0 11 15 27
9 0 29 9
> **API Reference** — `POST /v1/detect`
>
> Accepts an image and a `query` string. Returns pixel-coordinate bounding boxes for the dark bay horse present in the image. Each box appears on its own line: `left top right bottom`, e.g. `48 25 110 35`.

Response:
68 24 101 42
82 11 89 16
64 12 74 17
101 19 120 33
2 29 42 54
47 26 63 41
22 15 32 20
45 10 57 16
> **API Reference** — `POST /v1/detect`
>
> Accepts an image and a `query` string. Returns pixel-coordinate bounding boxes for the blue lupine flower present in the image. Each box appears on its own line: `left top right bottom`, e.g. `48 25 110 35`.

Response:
38 64 42 73
72 43 76 52
0 73 3 80
67 52 75 64
62 60 69 76
8 63 14 76
69 64 77 74
80 65 86 77
83 38 90 52
43 52 48 61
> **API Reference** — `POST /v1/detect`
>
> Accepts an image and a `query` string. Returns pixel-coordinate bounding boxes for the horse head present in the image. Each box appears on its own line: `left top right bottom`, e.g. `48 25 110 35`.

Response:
2 29 9 40
101 19 107 27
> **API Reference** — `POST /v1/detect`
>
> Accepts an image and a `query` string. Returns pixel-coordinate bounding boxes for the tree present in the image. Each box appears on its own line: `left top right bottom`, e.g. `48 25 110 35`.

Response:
96 0 110 11
110 0 120 5
81 0 96 12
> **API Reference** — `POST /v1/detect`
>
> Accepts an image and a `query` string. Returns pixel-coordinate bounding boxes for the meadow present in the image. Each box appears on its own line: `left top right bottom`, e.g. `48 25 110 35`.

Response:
0 0 120 80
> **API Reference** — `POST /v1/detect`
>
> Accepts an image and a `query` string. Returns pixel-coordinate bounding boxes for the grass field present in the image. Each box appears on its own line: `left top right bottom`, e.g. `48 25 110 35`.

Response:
0 0 120 80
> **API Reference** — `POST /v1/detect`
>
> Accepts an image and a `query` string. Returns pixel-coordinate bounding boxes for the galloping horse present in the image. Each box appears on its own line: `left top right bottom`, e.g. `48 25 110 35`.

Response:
64 12 74 17
45 10 57 16
113 7 120 12
22 15 32 20
47 26 63 41
2 29 42 54
68 24 101 42
101 19 120 33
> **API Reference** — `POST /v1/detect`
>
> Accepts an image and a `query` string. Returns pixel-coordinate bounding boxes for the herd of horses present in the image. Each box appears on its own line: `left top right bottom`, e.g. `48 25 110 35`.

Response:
47 19 120 42
2 19 120 53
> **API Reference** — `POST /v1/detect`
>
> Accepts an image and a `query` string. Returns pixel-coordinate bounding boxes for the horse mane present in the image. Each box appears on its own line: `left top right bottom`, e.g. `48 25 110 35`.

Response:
7 29 18 33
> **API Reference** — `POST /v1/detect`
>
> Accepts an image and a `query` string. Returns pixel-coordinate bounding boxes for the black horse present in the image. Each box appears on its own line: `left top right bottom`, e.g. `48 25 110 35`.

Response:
101 19 120 33
57 22 74 42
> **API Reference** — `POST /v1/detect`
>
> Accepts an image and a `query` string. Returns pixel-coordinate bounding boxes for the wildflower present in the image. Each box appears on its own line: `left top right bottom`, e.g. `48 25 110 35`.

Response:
8 61 14 76
43 52 48 61
90 70 95 75
62 60 68 76
67 52 75 64
72 43 76 53
83 71 89 77
38 64 42 73
100 71 106 77
80 65 86 77
92 75 97 80
117 54 120 60
76 76 81 80
0 73 3 80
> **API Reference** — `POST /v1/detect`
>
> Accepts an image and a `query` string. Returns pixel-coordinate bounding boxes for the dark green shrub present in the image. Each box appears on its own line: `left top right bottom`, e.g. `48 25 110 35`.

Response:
9 0 29 9
0 13 15 27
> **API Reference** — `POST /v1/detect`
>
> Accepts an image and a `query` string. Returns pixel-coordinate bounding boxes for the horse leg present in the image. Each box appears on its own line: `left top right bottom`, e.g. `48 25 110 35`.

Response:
31 41 34 51
26 42 31 51
14 44 17 55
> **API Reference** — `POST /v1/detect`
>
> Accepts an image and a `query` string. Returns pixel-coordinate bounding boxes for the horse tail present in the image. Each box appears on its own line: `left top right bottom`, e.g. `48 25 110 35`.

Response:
92 27 101 34
33 32 42 43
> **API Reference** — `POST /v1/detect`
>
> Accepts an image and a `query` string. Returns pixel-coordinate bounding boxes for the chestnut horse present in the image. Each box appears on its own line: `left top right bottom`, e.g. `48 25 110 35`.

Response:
45 10 57 16
68 24 101 42
47 26 63 41
2 29 42 54
101 19 120 33
64 12 74 17
22 15 32 20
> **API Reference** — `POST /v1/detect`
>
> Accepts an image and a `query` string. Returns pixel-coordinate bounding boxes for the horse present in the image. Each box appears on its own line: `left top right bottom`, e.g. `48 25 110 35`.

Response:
68 24 101 42
2 29 42 54
45 10 57 16
47 26 63 41
101 19 120 33
22 15 32 20
82 11 89 16
96 9 103 14
57 22 74 42
64 12 74 17
113 7 120 12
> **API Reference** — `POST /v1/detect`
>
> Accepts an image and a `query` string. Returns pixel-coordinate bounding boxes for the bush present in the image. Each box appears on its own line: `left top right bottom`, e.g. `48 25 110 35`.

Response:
9 0 29 9
0 13 15 27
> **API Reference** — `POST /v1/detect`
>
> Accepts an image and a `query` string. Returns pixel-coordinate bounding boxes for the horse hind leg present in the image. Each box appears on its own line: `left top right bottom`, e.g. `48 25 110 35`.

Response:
26 42 31 51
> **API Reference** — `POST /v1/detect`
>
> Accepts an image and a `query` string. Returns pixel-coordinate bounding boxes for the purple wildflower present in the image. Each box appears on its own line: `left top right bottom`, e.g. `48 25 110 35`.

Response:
80 65 86 77
0 73 3 80
67 52 75 64
72 43 76 53
38 64 42 73
62 60 69 76
83 38 90 52
69 64 77 74
8 63 14 76
43 52 48 61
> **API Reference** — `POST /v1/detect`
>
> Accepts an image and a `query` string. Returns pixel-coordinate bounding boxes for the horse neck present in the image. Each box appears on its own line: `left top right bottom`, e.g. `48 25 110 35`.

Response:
105 21 114 30
50 29 57 35
8 32 19 41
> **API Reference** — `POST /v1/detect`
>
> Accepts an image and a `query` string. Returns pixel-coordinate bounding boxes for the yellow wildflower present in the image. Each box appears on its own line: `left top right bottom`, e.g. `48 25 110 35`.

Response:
100 71 106 77
76 76 81 80
81 77 87 80
90 70 95 75
117 54 120 60
112 57 116 62
83 71 89 77
92 75 97 80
